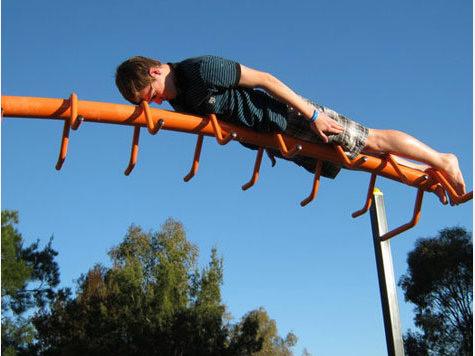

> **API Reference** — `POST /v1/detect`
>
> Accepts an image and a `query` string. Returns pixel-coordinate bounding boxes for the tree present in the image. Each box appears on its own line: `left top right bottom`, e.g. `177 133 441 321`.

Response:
399 227 472 355
229 307 297 355
1 210 61 355
33 218 297 355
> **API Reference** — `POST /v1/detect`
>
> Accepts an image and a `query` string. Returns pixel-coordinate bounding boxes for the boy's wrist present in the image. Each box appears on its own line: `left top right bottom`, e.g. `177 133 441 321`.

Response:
306 109 320 123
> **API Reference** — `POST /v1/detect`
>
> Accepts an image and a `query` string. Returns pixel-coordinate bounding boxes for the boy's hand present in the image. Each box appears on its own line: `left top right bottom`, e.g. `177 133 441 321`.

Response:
310 112 344 143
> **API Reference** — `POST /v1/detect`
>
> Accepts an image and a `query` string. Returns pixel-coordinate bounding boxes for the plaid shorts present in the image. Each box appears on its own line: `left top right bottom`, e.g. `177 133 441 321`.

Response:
267 99 369 179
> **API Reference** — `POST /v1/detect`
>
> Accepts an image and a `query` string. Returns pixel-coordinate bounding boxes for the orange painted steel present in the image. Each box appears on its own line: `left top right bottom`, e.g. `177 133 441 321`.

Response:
55 93 80 170
380 188 425 241
352 173 378 218
300 160 323 207
209 113 237 145
334 145 367 168
242 148 264 191
2 95 472 239
124 126 141 176
428 169 473 206
142 101 164 134
386 154 409 184
184 134 204 182
275 133 302 158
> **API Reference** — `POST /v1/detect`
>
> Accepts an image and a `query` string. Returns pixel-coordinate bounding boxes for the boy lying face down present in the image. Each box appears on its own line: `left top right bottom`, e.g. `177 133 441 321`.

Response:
116 55 467 204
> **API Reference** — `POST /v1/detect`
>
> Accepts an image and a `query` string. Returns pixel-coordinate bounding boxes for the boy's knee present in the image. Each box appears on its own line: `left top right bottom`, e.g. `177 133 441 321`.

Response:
365 129 385 151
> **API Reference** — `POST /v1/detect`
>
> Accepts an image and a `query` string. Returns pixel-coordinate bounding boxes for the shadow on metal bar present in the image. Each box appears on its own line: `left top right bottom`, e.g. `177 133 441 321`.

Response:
242 148 264 191
184 134 204 182
300 160 323 207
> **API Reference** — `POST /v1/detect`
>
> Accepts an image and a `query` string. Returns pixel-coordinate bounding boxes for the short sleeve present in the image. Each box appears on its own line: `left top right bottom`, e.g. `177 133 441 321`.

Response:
199 56 241 89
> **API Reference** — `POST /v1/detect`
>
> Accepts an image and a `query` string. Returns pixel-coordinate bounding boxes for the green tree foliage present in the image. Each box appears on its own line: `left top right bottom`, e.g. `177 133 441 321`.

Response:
1 210 61 354
399 227 472 355
228 307 297 355
33 218 297 355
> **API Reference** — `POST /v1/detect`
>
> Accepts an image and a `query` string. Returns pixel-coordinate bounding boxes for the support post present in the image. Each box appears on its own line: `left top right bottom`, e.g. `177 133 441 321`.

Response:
369 188 405 356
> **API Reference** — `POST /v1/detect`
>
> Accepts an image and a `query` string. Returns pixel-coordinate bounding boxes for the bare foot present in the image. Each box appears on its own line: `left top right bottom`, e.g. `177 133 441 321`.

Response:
439 153 466 196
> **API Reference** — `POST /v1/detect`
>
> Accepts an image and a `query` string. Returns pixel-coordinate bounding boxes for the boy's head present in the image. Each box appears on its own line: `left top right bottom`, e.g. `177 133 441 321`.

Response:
115 56 162 104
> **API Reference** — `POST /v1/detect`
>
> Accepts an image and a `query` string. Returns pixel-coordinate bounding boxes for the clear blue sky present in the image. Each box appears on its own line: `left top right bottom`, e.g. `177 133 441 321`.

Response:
2 1 472 354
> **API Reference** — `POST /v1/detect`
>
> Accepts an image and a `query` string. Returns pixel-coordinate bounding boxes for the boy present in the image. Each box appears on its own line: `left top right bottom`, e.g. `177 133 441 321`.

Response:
115 55 466 203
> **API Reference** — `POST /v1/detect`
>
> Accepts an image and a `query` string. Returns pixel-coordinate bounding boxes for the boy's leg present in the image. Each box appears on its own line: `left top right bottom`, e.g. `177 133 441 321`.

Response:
364 129 466 196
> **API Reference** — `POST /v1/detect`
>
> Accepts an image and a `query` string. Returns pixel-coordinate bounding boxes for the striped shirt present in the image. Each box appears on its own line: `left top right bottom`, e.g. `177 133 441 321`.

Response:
169 55 288 133
168 55 361 179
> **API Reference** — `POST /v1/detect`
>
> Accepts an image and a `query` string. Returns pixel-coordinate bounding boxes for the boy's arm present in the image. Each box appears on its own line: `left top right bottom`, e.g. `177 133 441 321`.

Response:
238 64 343 143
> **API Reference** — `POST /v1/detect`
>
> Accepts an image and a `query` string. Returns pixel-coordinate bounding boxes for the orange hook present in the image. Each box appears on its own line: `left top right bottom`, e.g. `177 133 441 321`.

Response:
184 134 204 182
69 93 83 130
141 101 164 134
352 173 378 218
334 145 367 168
275 133 302 158
242 148 264 191
429 169 473 205
55 93 81 170
209 114 237 145
386 154 408 184
300 160 323 207
124 126 141 176
380 188 424 241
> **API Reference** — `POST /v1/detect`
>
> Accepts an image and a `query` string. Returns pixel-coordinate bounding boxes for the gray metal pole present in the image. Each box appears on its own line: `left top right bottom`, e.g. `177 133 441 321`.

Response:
369 188 405 356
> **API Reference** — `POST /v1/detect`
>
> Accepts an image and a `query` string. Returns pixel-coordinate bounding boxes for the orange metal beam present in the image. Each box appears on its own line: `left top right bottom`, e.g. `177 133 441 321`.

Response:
2 95 472 217
0 96 440 189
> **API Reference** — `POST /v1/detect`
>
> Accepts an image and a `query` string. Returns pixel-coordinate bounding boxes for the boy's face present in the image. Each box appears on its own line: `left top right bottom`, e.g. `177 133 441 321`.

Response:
137 66 166 105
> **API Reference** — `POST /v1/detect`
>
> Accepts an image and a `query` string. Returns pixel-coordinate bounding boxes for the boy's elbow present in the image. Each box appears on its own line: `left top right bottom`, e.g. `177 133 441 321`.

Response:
239 65 275 89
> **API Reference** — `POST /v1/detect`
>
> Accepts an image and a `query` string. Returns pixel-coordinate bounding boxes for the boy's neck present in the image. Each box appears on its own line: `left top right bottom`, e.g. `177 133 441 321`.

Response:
163 64 178 100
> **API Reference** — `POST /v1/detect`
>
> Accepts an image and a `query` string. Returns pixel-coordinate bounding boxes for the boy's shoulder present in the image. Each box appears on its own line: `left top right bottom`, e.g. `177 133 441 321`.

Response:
174 55 238 68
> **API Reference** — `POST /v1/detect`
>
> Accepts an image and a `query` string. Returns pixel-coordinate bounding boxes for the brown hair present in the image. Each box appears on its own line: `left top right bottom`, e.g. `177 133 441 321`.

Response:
115 56 162 104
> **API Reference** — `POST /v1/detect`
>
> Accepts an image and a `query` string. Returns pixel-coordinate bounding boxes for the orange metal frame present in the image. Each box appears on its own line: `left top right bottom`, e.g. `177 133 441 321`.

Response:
2 94 472 240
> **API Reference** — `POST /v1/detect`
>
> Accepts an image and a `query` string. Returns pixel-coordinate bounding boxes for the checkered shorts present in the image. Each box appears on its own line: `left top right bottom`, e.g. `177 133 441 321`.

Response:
268 99 369 179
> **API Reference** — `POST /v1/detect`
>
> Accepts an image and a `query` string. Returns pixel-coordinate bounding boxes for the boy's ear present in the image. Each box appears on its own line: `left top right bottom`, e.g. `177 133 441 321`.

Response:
149 66 161 77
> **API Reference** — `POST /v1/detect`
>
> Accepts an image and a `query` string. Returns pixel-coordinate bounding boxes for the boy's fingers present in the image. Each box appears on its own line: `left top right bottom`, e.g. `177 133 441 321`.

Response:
319 130 329 143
